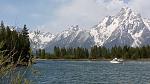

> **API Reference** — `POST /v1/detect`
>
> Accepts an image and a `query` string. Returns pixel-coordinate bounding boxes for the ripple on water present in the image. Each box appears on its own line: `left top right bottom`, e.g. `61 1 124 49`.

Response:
15 61 150 84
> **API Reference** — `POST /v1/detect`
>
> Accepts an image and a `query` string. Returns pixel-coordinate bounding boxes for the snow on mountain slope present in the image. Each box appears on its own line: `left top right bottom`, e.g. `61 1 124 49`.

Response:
90 7 150 47
30 7 150 51
45 25 94 51
90 16 118 46
143 19 150 31
29 30 55 50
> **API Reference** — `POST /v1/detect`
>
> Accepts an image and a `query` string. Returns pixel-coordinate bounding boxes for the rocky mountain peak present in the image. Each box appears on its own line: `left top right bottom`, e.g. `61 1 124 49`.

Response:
117 7 141 21
29 7 150 52
70 25 80 31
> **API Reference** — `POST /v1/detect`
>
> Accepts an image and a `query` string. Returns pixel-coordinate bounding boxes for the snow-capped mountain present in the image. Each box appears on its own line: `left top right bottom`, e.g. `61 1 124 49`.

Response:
30 7 150 51
29 30 55 50
45 25 94 51
90 7 150 47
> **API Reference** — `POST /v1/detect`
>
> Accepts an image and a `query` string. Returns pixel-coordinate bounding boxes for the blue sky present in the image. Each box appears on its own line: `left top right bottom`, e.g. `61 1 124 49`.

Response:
0 0 71 30
0 0 150 33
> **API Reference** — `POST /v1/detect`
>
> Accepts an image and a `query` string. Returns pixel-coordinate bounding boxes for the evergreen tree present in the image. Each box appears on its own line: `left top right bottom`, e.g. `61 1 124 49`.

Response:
1 20 5 29
61 48 66 57
0 22 31 64
54 46 61 58
38 49 42 58
21 25 30 62
85 48 89 58
41 49 45 59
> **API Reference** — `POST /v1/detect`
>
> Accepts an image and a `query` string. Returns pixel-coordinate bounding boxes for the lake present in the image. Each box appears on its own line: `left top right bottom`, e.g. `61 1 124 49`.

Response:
2 60 150 84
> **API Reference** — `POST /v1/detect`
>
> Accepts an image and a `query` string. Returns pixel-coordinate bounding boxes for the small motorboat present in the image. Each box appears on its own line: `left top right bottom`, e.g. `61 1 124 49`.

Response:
110 58 123 64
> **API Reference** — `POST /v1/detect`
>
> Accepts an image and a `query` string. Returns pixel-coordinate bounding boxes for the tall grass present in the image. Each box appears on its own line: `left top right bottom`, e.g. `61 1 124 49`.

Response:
0 42 32 84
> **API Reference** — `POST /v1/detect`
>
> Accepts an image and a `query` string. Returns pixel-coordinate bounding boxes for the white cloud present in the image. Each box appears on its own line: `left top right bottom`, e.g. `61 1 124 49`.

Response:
128 0 150 18
39 0 150 33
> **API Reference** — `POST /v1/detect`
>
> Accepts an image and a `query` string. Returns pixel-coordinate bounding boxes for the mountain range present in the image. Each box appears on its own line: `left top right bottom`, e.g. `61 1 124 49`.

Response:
29 7 150 52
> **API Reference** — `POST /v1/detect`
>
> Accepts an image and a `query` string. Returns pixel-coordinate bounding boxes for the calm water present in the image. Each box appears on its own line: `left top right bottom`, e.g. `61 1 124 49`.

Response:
2 60 150 84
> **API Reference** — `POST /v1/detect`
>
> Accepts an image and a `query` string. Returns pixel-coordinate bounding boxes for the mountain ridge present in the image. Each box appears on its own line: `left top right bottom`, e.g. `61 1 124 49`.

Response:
29 7 150 52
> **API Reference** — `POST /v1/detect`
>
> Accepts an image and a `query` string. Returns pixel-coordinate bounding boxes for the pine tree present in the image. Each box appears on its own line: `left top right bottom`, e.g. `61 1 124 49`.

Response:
36 50 38 57
38 49 42 58
85 48 89 59
41 49 45 59
21 25 30 62
0 22 31 64
0 20 5 29
54 46 61 58
22 25 29 37
61 48 66 57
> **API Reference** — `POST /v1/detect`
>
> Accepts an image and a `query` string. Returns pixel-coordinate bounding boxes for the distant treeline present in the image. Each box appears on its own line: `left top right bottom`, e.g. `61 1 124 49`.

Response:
0 21 31 64
36 45 150 60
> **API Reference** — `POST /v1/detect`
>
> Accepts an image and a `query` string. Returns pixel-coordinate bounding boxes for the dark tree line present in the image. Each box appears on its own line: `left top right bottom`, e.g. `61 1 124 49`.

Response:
36 47 89 59
36 45 150 60
0 21 31 64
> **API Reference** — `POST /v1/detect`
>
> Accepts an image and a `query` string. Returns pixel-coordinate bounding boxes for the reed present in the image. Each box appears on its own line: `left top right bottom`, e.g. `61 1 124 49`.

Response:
0 42 32 84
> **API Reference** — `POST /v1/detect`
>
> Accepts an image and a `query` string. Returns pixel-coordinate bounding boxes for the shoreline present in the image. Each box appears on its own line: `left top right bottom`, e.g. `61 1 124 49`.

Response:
35 59 110 61
35 58 150 61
